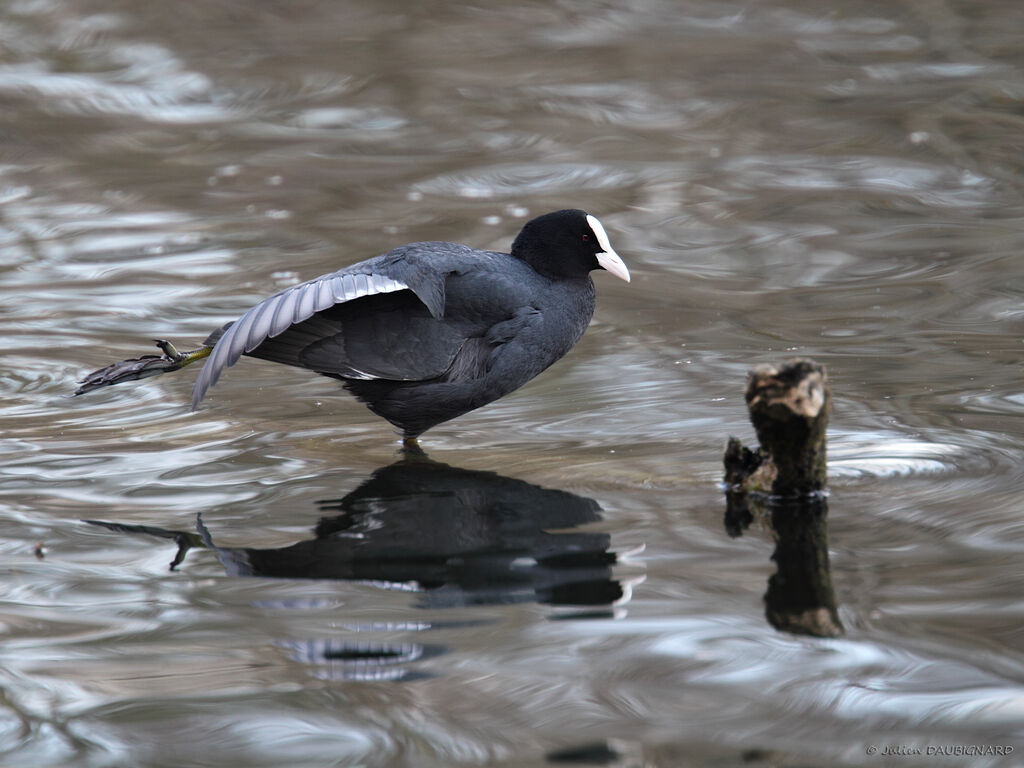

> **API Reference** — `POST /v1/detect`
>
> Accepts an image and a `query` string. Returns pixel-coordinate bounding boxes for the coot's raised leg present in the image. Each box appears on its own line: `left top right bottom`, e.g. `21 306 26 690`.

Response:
75 339 212 396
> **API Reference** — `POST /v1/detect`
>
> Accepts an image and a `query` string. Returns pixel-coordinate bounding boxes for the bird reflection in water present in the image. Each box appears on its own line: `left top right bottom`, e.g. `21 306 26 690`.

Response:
87 451 641 680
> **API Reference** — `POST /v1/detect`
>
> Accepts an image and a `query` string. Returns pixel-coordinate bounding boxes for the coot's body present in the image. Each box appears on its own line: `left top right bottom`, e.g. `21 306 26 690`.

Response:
79 209 629 439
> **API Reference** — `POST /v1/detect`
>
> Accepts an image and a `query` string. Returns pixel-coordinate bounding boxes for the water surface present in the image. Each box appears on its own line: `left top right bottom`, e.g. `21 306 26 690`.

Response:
2 1 1023 766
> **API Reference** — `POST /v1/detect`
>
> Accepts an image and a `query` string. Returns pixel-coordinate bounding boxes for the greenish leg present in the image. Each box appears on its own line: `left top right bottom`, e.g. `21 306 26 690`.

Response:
154 339 212 367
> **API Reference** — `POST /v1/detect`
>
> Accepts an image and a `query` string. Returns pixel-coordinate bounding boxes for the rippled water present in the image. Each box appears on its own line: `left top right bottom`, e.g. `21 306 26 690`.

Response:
3 1 1024 766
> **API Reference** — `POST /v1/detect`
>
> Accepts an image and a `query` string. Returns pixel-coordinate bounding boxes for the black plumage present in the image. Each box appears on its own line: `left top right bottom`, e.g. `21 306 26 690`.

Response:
80 209 630 439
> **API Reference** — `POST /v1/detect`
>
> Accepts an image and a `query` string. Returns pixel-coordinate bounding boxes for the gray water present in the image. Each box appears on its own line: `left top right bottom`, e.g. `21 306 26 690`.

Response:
2 1 1023 766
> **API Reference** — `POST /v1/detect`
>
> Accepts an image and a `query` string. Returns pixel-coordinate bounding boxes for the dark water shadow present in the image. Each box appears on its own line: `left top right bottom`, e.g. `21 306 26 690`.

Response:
86 451 639 680
545 741 624 765
725 492 843 638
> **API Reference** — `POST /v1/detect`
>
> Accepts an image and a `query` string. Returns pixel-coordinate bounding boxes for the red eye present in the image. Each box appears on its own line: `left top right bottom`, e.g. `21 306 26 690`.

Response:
582 233 590 242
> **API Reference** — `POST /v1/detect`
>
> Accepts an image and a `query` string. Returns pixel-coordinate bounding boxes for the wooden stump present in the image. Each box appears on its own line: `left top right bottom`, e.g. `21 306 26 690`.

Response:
724 358 829 497
723 358 842 638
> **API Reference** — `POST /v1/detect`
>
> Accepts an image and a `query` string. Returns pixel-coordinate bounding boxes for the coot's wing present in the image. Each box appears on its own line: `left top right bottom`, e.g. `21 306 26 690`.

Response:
250 291 469 382
192 269 434 408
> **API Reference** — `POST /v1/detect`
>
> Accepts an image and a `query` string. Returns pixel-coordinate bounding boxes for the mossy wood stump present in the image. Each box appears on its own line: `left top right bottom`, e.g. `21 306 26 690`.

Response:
723 358 829 498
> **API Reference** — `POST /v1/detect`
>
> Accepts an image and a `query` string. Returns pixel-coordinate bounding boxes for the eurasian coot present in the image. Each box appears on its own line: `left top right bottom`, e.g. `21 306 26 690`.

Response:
77 209 630 439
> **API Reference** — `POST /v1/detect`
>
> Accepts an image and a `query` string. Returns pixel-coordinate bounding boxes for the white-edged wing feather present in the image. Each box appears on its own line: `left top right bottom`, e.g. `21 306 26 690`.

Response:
192 273 408 408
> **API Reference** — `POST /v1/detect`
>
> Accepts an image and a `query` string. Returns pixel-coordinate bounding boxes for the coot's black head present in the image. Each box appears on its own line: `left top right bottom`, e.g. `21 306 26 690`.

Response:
510 209 630 282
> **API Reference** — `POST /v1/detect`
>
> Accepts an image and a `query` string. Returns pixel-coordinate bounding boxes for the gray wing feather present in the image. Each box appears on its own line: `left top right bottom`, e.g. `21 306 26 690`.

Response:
192 273 410 408
295 279 319 320
268 288 301 338
316 278 334 311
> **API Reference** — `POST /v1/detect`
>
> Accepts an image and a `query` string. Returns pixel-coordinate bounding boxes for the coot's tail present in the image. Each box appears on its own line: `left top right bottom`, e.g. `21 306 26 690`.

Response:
74 339 212 396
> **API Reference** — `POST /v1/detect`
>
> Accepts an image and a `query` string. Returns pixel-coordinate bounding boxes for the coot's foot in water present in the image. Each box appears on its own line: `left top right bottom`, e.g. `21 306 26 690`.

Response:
75 339 212 394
